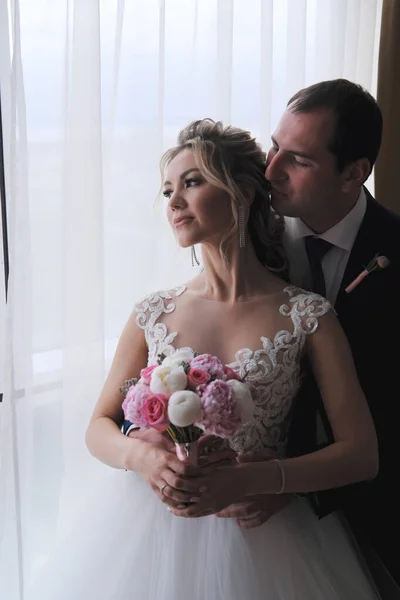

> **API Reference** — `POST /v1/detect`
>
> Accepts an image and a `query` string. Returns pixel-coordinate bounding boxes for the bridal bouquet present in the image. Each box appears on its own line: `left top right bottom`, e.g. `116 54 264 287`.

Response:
120 349 254 463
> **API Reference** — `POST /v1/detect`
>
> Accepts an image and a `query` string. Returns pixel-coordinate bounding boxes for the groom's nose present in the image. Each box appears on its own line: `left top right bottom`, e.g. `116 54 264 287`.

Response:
265 150 288 183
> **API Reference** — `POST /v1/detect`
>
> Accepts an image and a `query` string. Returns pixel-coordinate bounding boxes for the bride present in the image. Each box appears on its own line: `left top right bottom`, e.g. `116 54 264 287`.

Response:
26 119 379 599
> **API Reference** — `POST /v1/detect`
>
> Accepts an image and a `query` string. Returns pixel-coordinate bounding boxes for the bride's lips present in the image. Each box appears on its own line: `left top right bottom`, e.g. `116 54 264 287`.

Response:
173 216 194 227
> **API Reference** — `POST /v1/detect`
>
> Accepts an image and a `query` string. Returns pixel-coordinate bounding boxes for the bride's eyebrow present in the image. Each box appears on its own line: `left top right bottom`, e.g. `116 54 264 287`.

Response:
164 168 201 186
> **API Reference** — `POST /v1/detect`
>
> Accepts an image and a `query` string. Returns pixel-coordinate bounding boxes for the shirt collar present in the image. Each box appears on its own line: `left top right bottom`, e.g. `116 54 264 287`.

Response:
285 188 367 251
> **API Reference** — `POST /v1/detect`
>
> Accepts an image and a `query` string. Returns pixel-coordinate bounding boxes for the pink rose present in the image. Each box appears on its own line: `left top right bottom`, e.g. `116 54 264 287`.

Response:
140 364 158 384
187 368 211 389
142 394 169 432
190 354 225 380
223 366 241 381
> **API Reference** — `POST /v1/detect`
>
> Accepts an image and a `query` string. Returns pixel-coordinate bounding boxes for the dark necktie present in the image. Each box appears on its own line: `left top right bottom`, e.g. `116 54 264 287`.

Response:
304 236 333 297
295 236 335 458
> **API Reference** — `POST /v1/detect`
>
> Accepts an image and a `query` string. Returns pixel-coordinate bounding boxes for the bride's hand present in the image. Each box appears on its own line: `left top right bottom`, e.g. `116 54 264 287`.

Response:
135 442 204 509
128 427 175 451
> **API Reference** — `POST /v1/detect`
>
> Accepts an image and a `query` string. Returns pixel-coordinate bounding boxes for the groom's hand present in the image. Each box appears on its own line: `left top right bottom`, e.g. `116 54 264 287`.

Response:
216 494 293 528
216 448 294 528
197 435 237 468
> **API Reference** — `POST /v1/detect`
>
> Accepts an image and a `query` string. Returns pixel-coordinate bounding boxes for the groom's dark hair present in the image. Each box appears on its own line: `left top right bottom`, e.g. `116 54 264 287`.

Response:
287 78 382 174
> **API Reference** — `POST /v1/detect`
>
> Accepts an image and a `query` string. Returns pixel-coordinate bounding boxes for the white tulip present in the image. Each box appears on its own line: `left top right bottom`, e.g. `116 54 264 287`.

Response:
168 390 202 427
227 380 254 422
162 347 195 368
150 365 187 395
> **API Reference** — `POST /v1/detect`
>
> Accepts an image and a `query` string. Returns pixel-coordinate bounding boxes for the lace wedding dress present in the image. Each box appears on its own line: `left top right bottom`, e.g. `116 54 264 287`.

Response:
26 286 379 600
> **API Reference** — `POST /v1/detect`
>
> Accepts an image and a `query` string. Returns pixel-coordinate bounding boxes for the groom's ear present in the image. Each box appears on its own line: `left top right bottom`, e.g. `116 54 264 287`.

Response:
340 158 371 192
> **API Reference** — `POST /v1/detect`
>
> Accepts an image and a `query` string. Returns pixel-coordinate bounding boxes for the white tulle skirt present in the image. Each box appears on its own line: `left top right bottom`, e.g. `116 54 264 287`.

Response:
25 468 379 600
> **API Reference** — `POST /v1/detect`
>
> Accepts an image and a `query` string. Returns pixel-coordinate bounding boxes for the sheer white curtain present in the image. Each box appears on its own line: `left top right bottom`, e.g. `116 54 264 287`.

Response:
0 0 382 597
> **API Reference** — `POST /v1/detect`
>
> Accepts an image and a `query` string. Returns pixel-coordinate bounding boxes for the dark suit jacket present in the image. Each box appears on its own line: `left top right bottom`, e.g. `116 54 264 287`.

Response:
287 190 400 592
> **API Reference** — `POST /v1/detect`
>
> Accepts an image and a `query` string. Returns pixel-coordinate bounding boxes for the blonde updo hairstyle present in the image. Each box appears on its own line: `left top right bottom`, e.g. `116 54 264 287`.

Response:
161 118 288 278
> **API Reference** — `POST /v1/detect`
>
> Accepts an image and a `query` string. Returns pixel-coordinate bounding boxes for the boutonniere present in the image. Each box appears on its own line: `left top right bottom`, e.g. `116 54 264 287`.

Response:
345 253 390 294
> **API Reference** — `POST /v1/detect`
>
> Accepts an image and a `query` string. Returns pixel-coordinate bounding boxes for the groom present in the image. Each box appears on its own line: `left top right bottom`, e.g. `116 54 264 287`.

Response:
219 78 400 597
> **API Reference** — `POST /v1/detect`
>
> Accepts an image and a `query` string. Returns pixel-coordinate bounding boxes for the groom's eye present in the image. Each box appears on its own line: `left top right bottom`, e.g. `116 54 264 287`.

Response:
291 156 309 168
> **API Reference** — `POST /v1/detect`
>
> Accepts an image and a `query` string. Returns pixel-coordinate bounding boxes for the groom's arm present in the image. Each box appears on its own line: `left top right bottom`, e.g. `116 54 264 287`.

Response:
123 419 138 436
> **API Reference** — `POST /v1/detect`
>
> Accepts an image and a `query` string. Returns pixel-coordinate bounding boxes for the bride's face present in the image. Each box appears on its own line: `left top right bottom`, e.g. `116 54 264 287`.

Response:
163 149 232 248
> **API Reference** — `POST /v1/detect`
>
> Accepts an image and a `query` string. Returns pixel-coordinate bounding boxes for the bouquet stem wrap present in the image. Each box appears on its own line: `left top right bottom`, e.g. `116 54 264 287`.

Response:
175 440 199 466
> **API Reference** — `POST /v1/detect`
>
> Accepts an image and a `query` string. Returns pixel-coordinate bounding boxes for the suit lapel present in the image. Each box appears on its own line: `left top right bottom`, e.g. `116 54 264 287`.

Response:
335 190 382 316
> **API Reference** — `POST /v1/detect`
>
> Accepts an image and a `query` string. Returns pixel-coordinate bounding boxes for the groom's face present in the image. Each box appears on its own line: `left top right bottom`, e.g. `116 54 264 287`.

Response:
265 108 345 229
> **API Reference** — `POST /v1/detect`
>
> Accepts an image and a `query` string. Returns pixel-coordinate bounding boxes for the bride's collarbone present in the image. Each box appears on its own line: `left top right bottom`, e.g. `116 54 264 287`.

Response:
162 310 292 364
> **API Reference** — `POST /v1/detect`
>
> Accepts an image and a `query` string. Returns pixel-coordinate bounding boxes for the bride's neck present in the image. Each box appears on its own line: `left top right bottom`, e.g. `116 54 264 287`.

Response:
194 241 273 303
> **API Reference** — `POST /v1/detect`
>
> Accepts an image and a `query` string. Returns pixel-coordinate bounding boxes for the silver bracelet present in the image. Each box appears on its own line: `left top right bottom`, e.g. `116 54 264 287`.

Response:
271 458 286 495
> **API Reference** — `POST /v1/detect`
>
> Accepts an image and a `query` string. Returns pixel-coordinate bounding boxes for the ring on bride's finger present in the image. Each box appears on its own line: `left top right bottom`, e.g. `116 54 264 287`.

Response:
160 483 167 495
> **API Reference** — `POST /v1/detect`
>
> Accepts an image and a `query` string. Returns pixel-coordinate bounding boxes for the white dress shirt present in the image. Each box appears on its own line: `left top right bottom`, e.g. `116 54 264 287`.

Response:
283 189 367 304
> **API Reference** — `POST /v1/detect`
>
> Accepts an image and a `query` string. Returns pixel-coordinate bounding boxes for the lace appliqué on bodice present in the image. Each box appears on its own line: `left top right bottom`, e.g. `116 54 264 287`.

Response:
135 285 332 455
135 286 186 365
228 288 332 455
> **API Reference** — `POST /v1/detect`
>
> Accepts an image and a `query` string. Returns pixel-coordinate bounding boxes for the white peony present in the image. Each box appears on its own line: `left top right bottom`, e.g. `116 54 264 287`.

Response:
227 380 254 423
150 365 187 395
168 390 202 427
162 347 195 368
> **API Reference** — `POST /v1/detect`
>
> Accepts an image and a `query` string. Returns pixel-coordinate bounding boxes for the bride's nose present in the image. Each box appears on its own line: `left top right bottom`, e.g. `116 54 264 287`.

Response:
168 190 187 211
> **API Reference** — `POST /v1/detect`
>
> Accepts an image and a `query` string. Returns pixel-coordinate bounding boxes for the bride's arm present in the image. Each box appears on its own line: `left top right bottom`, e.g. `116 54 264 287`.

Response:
243 309 378 495
85 310 155 471
85 311 214 505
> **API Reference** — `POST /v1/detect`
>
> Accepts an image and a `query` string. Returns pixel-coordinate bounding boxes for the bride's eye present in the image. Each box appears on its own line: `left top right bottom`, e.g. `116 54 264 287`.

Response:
185 178 201 188
163 189 173 198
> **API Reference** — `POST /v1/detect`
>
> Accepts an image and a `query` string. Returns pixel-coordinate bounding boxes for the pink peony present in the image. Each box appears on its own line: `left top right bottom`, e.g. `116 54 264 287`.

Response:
196 379 242 438
223 366 241 381
122 382 153 429
190 354 225 380
142 394 170 432
187 368 211 389
140 364 158 384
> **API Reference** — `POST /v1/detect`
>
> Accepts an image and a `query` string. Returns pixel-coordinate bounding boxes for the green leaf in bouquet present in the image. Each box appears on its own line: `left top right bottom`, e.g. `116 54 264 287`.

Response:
167 423 203 444
182 361 191 374
119 378 138 397
157 352 167 365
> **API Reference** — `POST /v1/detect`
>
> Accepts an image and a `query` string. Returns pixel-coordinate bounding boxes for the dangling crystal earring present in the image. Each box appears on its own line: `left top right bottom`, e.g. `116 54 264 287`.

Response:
191 245 200 267
238 204 246 248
